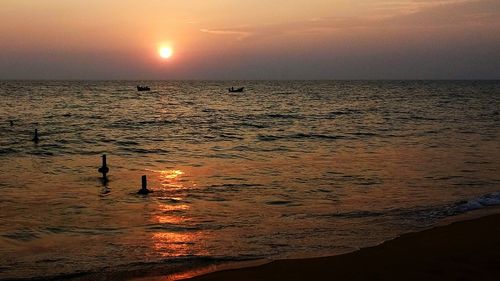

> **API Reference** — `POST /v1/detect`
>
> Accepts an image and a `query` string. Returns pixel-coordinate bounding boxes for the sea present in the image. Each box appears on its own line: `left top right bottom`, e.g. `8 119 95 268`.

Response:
0 80 499 280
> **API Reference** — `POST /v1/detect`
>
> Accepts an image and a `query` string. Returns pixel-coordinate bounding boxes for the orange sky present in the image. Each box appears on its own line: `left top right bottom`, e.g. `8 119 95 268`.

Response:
0 0 498 79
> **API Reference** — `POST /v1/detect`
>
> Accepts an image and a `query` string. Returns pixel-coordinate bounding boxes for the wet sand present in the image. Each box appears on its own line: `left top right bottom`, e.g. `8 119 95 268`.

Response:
185 213 500 281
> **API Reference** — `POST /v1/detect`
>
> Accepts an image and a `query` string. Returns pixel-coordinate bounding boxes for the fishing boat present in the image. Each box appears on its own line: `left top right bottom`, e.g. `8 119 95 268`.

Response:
137 85 151 91
228 87 244 93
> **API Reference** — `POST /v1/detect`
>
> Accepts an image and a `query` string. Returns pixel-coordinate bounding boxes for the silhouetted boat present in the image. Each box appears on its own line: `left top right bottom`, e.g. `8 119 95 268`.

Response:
228 87 244 93
137 85 151 91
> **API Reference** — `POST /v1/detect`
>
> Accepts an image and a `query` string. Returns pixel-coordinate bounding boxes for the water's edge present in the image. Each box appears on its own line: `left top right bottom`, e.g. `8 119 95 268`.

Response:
3 195 499 281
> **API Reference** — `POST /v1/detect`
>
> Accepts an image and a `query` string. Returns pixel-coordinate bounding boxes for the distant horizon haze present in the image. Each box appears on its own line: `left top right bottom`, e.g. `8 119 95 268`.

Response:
0 79 499 82
0 0 499 80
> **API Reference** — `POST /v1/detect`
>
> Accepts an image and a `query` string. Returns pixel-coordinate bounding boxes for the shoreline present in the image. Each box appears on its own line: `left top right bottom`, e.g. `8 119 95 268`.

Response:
125 206 500 281
6 208 499 281
178 211 500 281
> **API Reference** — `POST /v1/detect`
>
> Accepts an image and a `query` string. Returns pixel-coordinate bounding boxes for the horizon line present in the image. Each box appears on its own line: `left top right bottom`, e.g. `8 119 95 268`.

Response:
1 78 499 82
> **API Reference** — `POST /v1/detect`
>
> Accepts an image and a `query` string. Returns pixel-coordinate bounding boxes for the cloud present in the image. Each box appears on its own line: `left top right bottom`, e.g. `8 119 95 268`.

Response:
369 0 473 14
199 0 499 40
382 0 500 27
199 28 251 40
199 17 368 41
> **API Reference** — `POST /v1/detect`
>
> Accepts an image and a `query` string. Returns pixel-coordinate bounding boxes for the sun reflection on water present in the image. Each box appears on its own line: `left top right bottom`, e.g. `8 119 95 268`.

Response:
145 168 209 259
147 169 188 189
151 231 207 257
162 169 184 179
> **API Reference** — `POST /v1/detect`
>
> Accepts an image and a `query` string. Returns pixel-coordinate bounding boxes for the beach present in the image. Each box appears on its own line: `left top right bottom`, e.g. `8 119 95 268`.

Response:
182 213 500 281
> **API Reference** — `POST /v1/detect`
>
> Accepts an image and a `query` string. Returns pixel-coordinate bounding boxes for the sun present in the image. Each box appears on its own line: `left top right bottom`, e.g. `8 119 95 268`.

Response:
159 47 173 59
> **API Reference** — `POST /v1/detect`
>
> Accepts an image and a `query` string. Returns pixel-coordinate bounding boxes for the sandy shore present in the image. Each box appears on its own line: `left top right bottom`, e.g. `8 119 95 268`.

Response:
184 213 500 281
51 213 500 281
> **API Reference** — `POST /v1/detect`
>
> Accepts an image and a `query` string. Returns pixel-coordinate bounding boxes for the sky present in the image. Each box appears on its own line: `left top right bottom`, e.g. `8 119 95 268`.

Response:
0 0 499 80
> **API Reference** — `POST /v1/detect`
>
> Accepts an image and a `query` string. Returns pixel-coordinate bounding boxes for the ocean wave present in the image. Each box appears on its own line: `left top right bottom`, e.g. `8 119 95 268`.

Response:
327 109 362 117
395 193 500 223
265 200 293 206
454 192 500 213
0 147 18 155
314 210 385 219
350 132 379 137
257 133 343 142
119 147 170 154
313 192 500 221
0 255 263 281
219 133 244 140
205 183 264 190
266 113 303 119
2 229 41 242
237 122 267 128
408 193 500 219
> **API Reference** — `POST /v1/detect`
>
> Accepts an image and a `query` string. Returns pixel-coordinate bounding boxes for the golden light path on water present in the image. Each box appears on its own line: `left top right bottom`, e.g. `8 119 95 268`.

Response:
146 168 209 259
